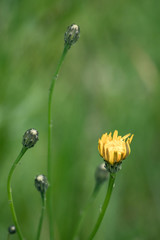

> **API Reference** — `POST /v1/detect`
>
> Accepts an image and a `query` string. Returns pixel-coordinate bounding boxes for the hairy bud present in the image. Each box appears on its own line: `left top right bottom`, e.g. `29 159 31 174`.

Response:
8 225 16 234
95 163 109 184
22 128 39 148
35 174 48 195
64 24 80 48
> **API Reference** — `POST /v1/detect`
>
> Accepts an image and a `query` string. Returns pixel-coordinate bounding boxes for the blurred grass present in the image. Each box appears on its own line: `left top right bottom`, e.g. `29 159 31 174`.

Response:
0 0 160 239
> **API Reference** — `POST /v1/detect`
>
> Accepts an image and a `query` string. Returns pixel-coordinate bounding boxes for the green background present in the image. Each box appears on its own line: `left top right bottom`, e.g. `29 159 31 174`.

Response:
0 0 160 239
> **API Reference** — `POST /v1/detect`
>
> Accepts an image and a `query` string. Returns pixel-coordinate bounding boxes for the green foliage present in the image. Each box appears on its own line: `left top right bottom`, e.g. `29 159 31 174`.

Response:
0 0 160 239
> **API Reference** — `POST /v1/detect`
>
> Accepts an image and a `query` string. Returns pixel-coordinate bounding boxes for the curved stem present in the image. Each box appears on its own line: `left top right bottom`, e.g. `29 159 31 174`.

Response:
7 147 27 240
73 183 100 240
47 44 69 240
36 193 46 240
88 173 116 240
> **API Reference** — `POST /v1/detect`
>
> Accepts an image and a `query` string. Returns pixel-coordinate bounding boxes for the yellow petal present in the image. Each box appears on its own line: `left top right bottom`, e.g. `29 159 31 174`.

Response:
98 140 102 156
109 150 114 165
113 130 118 139
122 133 131 141
125 141 131 158
114 151 118 163
128 134 134 144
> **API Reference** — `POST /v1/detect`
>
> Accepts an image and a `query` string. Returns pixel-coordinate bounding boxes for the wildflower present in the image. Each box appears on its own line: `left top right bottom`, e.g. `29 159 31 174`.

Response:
64 24 80 48
98 130 133 173
8 225 16 234
22 128 39 148
35 174 49 195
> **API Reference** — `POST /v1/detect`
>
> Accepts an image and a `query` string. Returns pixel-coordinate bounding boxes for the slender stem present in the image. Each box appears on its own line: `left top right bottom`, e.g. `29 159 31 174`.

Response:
7 233 10 240
36 193 46 240
7 147 27 240
88 173 116 240
73 183 100 240
47 44 69 240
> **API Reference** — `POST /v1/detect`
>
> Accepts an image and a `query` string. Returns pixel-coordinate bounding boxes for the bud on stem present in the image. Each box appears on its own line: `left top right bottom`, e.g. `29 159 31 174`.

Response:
22 128 39 149
35 174 49 197
8 225 16 234
64 24 80 48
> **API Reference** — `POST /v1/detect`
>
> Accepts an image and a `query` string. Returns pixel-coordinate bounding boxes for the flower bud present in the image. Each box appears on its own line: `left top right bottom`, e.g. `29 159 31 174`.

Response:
64 24 80 48
95 163 109 184
8 225 16 234
22 128 39 148
35 174 48 195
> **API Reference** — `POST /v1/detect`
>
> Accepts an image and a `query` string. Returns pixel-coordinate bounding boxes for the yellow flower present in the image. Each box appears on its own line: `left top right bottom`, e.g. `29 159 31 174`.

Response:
98 130 134 165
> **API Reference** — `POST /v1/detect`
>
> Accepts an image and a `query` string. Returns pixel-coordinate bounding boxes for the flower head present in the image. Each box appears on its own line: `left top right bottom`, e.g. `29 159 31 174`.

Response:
98 130 133 166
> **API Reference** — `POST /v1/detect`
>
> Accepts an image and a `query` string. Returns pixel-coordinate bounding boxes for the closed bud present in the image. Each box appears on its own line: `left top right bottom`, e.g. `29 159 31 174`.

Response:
8 225 16 234
35 174 48 195
95 163 109 184
64 24 80 48
22 128 39 148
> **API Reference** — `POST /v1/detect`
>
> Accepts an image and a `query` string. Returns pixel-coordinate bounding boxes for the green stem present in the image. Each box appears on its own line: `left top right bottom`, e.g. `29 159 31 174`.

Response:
47 44 69 240
73 183 100 240
7 147 27 240
88 173 116 240
36 193 46 240
7 233 10 240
